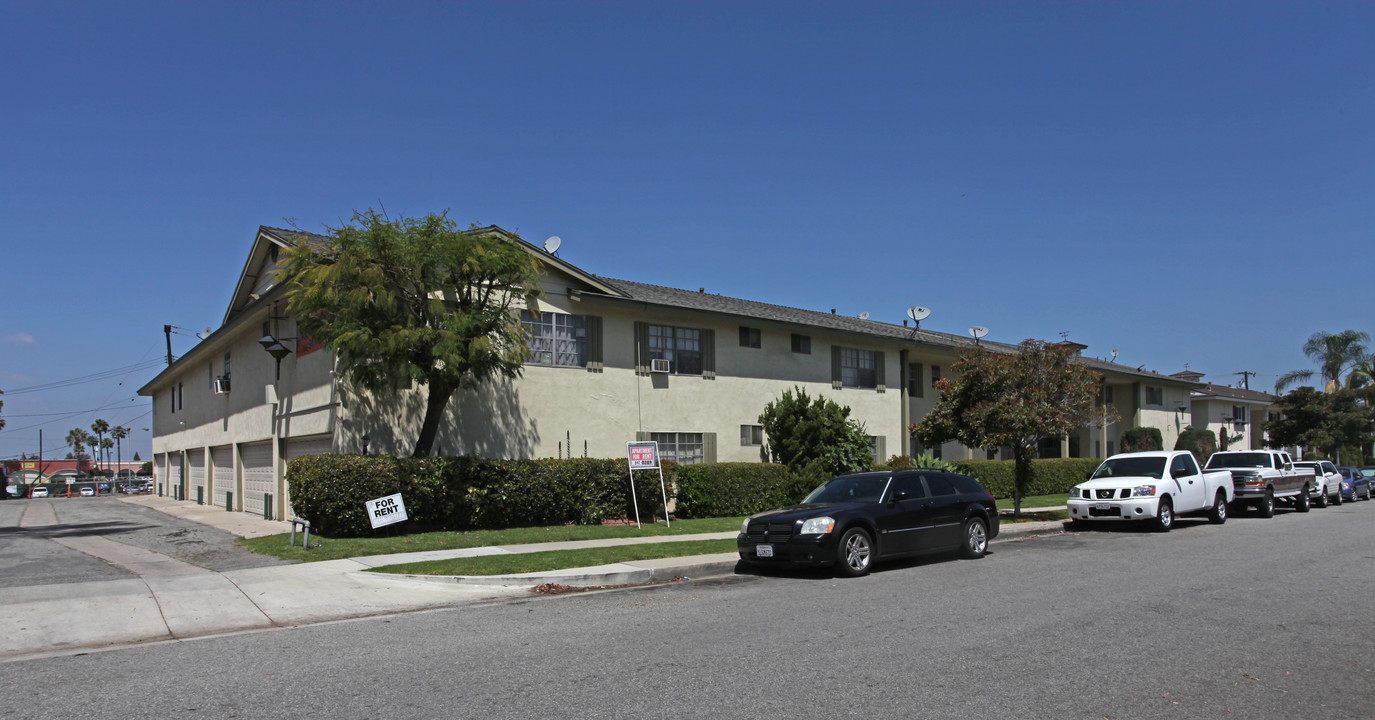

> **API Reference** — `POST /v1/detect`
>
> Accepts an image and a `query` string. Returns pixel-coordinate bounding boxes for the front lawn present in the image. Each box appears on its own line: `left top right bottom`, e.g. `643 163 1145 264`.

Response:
996 493 1069 511
238 516 745 562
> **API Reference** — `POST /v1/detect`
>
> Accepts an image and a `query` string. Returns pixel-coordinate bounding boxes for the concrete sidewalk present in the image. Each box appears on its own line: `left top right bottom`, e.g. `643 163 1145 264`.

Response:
1 495 1067 662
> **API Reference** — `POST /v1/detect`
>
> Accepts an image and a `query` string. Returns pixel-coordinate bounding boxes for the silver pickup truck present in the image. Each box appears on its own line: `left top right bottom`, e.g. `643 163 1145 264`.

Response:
1204 450 1317 517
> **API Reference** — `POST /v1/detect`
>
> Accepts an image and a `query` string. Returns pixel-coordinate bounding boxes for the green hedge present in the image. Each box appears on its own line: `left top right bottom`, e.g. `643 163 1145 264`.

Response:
288 454 674 537
949 458 1102 499
674 463 813 518
1120 427 1164 453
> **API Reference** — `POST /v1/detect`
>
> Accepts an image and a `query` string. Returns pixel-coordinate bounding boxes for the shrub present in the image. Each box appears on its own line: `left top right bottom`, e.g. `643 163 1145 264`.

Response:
1119 427 1164 453
1175 429 1218 466
949 458 1101 499
287 454 674 537
674 463 808 518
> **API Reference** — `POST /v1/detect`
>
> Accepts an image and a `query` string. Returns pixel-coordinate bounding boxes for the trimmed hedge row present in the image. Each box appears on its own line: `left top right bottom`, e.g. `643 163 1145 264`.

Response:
949 458 1103 499
673 463 814 518
288 454 674 537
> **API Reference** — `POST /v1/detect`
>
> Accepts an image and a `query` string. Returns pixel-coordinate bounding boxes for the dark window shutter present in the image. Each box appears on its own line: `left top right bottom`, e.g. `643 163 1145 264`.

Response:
703 432 717 463
585 315 603 371
701 329 716 379
875 351 886 393
831 346 843 389
634 322 650 374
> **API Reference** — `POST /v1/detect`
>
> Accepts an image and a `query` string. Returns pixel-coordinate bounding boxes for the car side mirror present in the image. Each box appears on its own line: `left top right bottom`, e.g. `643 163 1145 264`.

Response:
892 491 909 503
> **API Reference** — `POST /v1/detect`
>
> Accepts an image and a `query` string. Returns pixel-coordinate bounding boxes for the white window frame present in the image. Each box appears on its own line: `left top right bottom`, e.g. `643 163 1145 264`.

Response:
522 310 587 368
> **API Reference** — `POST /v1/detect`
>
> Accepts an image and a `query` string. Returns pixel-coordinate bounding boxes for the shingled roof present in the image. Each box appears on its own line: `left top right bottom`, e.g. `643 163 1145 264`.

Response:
585 277 1191 385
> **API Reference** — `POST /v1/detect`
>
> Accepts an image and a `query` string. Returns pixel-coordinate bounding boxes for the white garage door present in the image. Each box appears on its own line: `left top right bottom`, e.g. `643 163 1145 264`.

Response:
187 449 206 503
211 445 235 509
240 441 275 517
154 453 166 490
167 453 183 497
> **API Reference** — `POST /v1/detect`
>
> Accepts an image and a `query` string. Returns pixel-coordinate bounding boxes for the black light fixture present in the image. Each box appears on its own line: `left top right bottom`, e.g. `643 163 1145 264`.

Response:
258 334 297 378
361 434 370 456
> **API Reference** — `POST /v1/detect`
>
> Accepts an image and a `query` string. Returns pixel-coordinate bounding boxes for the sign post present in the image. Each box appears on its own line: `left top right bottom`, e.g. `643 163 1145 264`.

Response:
626 441 670 529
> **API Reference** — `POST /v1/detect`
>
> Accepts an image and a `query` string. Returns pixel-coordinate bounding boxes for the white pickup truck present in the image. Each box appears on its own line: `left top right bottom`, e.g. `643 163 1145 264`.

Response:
1204 450 1316 517
1067 451 1233 531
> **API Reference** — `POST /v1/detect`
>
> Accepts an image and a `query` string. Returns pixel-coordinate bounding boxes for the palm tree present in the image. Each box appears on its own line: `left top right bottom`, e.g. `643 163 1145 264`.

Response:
86 435 100 473
111 426 129 478
91 419 110 473
1275 330 1372 393
66 428 90 465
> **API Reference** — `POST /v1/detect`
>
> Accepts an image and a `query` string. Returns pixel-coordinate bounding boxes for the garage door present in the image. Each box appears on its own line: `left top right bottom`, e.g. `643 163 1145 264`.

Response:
187 449 206 503
211 445 235 509
167 453 184 498
154 453 166 490
240 441 274 517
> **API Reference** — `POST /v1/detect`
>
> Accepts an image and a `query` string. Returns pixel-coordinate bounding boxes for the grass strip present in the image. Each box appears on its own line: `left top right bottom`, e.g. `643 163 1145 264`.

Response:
369 538 739 576
238 516 744 562
1001 510 1068 523
996 493 1069 510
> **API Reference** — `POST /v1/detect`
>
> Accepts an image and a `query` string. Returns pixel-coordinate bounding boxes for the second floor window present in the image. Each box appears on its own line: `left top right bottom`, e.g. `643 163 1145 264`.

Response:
521 311 586 367
841 348 877 388
1145 386 1163 406
650 325 702 375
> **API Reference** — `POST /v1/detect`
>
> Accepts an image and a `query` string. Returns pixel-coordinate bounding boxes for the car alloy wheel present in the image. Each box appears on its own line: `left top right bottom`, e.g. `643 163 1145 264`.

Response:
961 517 988 559
1296 486 1311 512
1316 489 1328 508
1258 489 1275 518
836 527 873 577
1209 491 1227 524
1155 498 1174 532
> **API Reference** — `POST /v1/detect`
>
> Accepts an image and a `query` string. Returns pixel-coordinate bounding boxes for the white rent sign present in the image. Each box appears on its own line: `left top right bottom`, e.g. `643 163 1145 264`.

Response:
365 493 408 529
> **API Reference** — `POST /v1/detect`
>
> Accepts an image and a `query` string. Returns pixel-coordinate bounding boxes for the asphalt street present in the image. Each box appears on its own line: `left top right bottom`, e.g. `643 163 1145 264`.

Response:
3 498 1372 719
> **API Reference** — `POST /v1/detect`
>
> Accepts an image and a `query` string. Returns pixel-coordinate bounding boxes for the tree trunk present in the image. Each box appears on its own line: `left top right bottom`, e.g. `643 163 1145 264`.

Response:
412 380 456 457
1013 446 1033 519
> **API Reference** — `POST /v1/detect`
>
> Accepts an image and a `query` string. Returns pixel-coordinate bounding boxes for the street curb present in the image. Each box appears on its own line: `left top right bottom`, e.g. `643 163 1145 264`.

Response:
375 522 1070 587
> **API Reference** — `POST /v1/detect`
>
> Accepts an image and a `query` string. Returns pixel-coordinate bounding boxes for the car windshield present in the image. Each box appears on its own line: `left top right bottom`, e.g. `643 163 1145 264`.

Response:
803 475 891 504
1091 457 1166 480
1205 452 1272 469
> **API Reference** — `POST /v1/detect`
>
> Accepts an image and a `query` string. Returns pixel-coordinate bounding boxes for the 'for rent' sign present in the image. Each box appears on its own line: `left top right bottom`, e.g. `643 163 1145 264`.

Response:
365 493 409 529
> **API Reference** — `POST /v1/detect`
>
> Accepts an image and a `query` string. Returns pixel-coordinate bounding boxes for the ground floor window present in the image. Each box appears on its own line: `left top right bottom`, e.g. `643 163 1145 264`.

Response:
740 425 763 446
652 432 704 464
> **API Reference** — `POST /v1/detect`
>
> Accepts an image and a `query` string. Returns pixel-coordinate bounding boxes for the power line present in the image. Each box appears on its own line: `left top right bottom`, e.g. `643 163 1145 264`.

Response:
2 359 166 396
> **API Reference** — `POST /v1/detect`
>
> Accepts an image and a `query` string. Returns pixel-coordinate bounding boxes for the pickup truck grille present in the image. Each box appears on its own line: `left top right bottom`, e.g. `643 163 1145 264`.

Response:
745 523 794 543
1084 489 1131 499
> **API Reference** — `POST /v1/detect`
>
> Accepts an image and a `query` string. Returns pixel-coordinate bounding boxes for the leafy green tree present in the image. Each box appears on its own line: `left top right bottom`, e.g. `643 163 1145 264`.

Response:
1119 427 1164 453
911 339 1106 516
758 386 874 475
279 209 544 457
1275 330 1371 393
1265 387 1374 463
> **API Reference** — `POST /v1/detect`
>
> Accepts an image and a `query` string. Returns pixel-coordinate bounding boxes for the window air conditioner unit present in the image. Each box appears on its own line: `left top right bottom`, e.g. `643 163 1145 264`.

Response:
213 377 231 394
650 358 671 373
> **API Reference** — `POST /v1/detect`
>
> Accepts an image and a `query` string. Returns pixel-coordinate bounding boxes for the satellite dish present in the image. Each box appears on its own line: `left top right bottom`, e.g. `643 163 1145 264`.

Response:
969 326 989 339
858 312 869 320
1111 349 1119 361
543 236 562 254
196 326 213 340
907 306 931 322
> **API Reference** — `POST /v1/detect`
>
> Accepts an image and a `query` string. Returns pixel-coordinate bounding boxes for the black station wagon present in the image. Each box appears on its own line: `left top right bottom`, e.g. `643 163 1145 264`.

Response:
737 470 1000 577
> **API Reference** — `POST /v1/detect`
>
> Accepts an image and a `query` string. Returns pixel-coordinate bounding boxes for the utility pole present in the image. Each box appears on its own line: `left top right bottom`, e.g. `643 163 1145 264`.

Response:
164 325 174 366
1234 371 1255 390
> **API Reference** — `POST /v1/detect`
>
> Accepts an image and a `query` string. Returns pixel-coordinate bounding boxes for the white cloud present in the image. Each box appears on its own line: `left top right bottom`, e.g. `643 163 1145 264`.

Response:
3 333 35 344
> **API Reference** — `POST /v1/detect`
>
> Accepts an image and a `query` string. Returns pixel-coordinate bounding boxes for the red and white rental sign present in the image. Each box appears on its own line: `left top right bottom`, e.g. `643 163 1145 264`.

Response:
625 441 670 529
365 493 408 529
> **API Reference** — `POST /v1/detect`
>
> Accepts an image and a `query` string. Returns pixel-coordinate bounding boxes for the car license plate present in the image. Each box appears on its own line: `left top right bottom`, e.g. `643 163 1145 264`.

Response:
1095 502 1111 511
756 544 774 558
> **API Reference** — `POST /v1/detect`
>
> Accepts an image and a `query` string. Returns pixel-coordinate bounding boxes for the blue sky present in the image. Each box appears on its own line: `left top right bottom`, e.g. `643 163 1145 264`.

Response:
2 1 1371 462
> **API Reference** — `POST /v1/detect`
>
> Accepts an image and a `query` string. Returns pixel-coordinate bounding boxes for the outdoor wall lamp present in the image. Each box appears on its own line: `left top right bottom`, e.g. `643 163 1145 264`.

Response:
258 334 296 359
361 434 370 455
